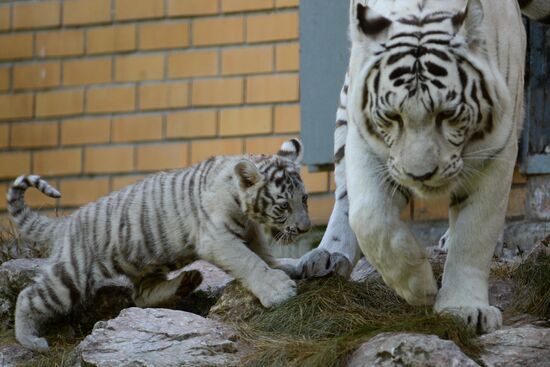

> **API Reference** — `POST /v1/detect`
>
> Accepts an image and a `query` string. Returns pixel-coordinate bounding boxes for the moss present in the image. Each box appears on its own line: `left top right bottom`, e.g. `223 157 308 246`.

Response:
224 277 481 367
509 237 550 318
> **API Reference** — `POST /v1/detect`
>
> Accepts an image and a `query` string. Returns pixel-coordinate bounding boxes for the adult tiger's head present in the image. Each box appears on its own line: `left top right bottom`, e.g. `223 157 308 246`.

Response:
348 0 510 197
234 139 311 244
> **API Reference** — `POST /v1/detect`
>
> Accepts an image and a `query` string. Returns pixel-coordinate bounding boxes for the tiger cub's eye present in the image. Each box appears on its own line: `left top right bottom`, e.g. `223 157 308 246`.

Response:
302 194 308 204
281 202 290 210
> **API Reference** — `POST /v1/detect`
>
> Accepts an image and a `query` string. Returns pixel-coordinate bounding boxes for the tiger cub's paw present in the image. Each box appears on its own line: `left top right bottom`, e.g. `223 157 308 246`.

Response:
255 269 297 308
176 270 203 298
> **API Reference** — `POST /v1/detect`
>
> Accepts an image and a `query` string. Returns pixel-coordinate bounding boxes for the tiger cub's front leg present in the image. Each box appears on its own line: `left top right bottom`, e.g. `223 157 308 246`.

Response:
198 229 296 308
346 125 438 305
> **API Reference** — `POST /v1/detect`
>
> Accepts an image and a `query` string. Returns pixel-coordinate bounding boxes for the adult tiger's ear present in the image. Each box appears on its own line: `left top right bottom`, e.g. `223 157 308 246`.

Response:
452 0 485 52
235 160 262 189
352 2 392 42
277 138 303 165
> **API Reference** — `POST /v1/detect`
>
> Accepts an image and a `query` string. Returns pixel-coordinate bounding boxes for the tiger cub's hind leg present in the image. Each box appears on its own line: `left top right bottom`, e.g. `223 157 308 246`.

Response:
15 263 81 352
132 269 203 307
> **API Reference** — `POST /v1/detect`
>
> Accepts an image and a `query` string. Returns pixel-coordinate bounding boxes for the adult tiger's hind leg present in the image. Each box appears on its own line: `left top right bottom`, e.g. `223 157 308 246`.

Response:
132 269 203 307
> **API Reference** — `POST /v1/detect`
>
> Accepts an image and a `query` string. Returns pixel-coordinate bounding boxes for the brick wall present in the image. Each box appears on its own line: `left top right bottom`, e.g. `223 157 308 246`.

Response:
0 0 527 229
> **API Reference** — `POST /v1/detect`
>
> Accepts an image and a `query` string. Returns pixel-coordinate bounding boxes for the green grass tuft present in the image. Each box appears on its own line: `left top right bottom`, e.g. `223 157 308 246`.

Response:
509 237 550 318
232 277 481 367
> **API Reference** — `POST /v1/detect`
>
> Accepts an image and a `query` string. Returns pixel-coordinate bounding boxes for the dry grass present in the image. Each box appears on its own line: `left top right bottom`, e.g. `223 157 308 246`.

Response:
220 276 481 367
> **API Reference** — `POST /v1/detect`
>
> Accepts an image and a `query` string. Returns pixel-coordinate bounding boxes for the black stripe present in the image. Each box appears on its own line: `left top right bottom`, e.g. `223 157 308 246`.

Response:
55 263 80 305
518 0 533 9
425 61 447 77
357 4 392 36
334 145 345 164
336 120 347 128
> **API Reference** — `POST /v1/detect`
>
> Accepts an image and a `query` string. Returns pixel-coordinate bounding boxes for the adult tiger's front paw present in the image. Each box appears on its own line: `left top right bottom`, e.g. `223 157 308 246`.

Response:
390 260 438 306
297 248 352 279
435 303 502 334
255 269 297 308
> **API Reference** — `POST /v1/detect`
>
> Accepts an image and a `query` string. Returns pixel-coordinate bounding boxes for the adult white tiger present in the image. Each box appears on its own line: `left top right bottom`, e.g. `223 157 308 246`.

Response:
290 0 550 333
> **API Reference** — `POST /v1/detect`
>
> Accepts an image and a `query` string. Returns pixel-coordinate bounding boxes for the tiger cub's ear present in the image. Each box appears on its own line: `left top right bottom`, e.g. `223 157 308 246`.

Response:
277 138 303 165
234 160 263 189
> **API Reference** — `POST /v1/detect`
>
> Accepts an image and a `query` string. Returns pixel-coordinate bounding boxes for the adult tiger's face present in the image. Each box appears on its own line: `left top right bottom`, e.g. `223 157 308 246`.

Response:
349 0 500 197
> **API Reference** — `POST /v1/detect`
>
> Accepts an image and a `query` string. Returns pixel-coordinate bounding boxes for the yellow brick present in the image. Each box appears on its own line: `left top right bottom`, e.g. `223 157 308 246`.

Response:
219 107 271 136
0 6 9 31
87 86 136 114
63 0 111 25
0 183 6 210
166 110 217 138
85 146 134 174
191 139 242 164
221 46 273 76
11 122 58 148
0 123 8 148
36 30 84 58
0 152 31 179
301 168 329 194
246 74 299 103
247 12 298 43
167 0 218 16
115 0 164 20
193 17 244 46
139 22 189 50
61 118 111 145
59 178 109 206
308 195 334 225
112 115 163 142
137 144 189 171
0 94 34 121
276 43 299 71
115 54 165 82
0 34 33 61
36 90 84 118
168 50 218 79
63 58 112 86
0 67 8 92
26 185 59 208
192 78 243 106
507 187 526 218
34 149 82 177
139 82 189 110
13 62 60 90
513 166 527 184
245 136 288 155
276 0 299 7
274 105 300 133
87 25 136 55
413 197 449 221
13 1 60 30
112 175 148 191
221 0 272 12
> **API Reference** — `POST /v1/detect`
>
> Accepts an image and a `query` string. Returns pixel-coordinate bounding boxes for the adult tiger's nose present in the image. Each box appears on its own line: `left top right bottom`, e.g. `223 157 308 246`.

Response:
405 167 438 182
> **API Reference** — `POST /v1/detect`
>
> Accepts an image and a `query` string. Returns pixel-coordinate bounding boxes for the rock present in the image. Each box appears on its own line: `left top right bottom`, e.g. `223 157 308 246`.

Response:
478 325 550 367
348 333 479 367
79 307 244 367
0 343 38 367
0 259 46 330
350 257 379 282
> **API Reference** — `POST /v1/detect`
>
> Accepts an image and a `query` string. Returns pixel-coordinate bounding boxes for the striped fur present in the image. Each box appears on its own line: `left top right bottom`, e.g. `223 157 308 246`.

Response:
10 139 310 352
299 0 548 334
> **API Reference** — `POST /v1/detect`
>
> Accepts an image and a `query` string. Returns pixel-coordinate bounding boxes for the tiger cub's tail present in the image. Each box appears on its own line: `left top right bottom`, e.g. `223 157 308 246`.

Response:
6 175 64 243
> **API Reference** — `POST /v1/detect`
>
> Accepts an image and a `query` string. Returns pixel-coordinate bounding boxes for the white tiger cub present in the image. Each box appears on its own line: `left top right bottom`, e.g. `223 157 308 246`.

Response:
8 139 310 352
292 0 550 334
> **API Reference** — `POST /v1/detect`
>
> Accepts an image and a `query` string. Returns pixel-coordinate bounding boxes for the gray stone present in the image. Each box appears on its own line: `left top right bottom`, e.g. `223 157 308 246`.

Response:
0 259 46 330
350 257 379 282
348 333 479 367
479 326 550 367
527 175 550 221
79 307 243 367
0 343 37 367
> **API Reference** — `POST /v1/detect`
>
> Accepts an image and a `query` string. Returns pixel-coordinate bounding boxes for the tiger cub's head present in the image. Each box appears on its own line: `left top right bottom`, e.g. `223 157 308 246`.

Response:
235 139 311 244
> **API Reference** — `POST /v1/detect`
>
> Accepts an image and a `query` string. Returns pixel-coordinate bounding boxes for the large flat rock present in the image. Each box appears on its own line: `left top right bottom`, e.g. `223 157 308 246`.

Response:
79 307 244 367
